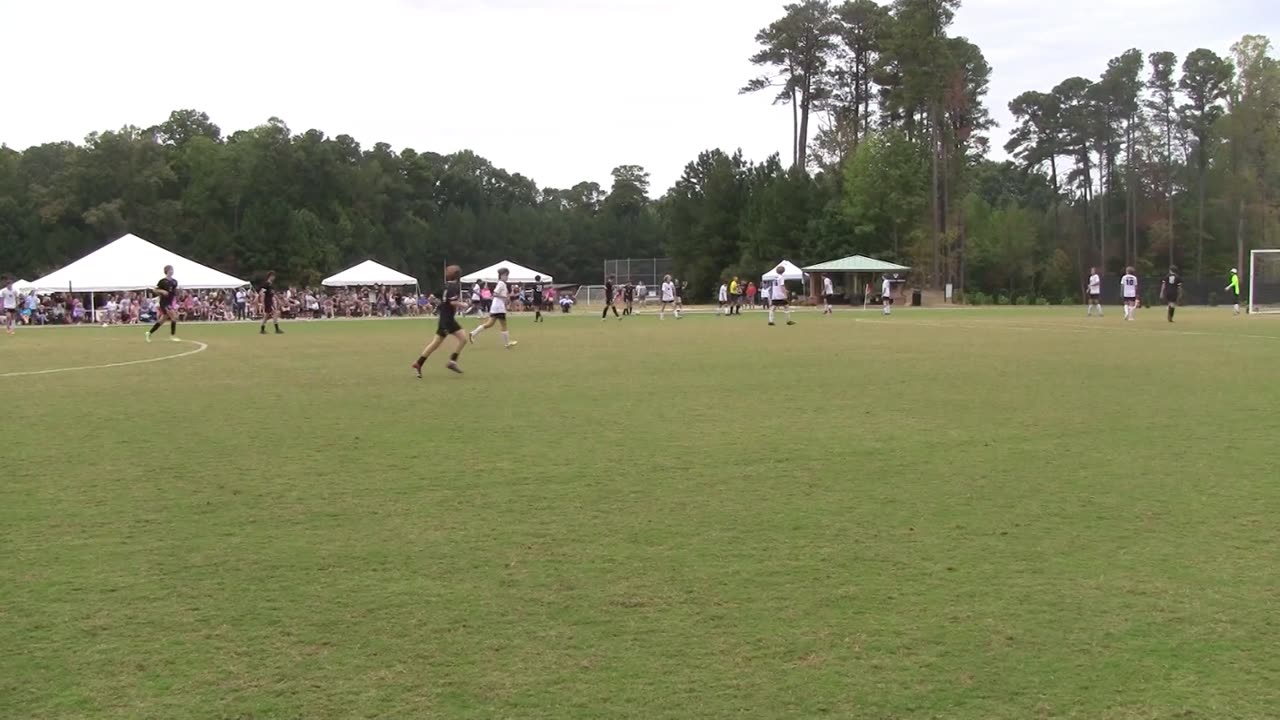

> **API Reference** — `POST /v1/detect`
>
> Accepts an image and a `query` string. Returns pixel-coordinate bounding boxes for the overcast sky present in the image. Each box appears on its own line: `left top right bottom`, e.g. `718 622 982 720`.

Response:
1 0 1275 193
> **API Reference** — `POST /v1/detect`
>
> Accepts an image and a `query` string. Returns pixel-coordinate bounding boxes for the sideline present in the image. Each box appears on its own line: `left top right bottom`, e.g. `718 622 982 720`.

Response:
854 317 1279 341
0 340 209 378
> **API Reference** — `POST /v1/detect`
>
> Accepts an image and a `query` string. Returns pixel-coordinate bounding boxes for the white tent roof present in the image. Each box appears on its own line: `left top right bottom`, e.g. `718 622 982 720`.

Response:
762 260 806 282
322 259 418 287
31 234 249 292
13 279 34 292
461 259 553 284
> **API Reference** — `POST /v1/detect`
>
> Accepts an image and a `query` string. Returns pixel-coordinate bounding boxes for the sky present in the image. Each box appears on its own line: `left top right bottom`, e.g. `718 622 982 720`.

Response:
1 0 1276 193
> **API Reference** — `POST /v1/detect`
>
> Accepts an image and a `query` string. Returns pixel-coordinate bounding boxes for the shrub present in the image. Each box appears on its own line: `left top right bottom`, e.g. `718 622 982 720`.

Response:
1061 294 1077 306
1208 291 1219 307
967 291 990 305
996 294 1010 306
1036 296 1051 306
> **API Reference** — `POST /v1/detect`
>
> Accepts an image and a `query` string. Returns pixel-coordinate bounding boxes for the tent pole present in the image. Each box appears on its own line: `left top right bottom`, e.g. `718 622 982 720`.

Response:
90 292 95 324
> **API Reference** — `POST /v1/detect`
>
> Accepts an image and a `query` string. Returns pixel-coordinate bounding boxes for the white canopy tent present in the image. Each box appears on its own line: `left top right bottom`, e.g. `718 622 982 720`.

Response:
32 233 249 292
13 279 35 292
461 260 553 284
762 260 806 283
322 259 418 287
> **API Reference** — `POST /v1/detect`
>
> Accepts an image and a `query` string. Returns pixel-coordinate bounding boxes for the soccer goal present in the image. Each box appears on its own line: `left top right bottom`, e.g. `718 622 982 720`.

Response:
1249 249 1280 314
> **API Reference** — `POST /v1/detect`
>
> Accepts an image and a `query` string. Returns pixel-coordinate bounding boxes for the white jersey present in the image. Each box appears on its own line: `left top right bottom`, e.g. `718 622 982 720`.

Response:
1 287 17 310
823 277 833 296
662 281 675 302
1088 274 1101 295
490 281 509 314
771 280 788 301
718 284 728 302
881 278 892 297
1121 274 1138 299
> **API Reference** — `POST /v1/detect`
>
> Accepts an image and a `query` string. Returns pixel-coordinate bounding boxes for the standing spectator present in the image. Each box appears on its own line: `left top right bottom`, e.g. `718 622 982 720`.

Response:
747 281 757 309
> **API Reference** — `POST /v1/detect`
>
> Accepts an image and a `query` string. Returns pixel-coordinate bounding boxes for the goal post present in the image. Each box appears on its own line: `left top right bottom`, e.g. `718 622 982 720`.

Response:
1249 249 1280 314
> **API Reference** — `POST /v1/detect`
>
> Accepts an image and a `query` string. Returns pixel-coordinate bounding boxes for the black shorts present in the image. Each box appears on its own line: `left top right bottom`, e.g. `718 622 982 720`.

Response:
159 304 176 315
491 312 507 321
825 294 836 302
1088 293 1100 301
773 298 789 307
1123 297 1137 304
264 301 276 314
436 317 462 337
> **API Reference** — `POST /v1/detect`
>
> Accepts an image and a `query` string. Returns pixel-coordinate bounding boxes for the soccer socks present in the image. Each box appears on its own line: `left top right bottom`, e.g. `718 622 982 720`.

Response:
501 331 510 346
768 308 775 324
415 355 428 368
472 325 486 339
170 321 177 335
1168 305 1176 322
1234 303 1241 315
149 321 164 334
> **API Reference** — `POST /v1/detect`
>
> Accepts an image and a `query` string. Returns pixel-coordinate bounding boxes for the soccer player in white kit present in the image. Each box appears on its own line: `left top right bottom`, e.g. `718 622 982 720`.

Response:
1086 267 1103 316
881 275 894 315
659 275 678 319
718 281 729 316
469 267 517 348
2 279 19 335
1120 266 1138 321
768 269 795 326
822 275 834 314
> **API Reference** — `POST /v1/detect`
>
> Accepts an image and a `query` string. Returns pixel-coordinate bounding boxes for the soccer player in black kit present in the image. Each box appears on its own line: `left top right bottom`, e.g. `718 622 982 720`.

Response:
529 274 546 323
145 265 181 343
1160 265 1183 322
412 265 468 377
602 275 621 320
260 271 284 334
623 280 635 316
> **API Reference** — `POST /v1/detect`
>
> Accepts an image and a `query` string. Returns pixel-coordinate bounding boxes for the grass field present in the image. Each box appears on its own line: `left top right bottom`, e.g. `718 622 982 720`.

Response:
4 306 1280 719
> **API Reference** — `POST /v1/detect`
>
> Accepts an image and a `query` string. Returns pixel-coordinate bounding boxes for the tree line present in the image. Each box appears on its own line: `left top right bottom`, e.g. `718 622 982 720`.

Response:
2 0 1277 303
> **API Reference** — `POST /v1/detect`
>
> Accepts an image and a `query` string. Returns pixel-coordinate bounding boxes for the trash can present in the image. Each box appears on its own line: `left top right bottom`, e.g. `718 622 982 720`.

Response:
911 288 922 307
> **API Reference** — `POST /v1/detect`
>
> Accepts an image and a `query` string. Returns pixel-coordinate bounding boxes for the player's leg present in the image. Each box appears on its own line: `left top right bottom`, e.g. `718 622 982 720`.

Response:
471 315 495 340
498 316 515 348
1168 302 1175 322
167 308 181 340
447 330 468 372
273 307 284 333
1234 292 1241 315
412 333 446 377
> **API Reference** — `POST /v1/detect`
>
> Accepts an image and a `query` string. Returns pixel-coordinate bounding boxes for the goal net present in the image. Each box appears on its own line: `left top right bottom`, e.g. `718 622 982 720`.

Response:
1249 249 1280 314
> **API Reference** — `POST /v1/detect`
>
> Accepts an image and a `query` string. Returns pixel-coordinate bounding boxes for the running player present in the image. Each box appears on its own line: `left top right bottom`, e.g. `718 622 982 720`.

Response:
1160 265 1183 323
469 267 517 348
412 265 467 376
881 274 894 316
260 271 284 335
718 280 729 316
145 265 181 343
602 275 621 320
623 280 635 316
822 275 834 315
1087 267 1103 317
1225 267 1241 315
674 279 686 319
659 274 676 319
1121 266 1138 321
529 274 546 323
768 270 794 326
2 279 18 335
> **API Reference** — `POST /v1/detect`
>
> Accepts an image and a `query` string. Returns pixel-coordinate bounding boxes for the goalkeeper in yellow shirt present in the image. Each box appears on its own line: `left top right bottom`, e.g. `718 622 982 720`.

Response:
1225 268 1241 315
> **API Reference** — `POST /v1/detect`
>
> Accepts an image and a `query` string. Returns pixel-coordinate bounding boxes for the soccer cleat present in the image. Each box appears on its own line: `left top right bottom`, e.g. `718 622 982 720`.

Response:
446 361 463 374
145 331 152 343
412 363 423 379
171 337 182 342
787 321 796 326
468 332 475 344
506 341 518 349
768 322 776 326
275 329 284 334
260 327 266 334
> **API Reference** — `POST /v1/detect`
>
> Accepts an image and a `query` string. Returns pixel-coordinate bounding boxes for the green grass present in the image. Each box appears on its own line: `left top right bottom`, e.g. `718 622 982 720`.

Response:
4 307 1279 719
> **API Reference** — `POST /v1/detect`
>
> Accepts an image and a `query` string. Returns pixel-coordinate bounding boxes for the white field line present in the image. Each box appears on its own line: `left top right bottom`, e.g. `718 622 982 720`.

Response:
0 340 209 378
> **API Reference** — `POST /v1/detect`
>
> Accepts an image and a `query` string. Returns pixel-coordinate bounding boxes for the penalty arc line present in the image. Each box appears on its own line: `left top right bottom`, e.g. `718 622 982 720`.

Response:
0 340 209 378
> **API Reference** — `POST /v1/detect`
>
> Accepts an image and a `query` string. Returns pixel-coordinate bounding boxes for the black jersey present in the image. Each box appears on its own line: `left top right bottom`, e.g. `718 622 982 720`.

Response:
262 279 276 308
624 284 634 301
675 282 685 299
604 281 615 304
440 281 461 321
1164 273 1182 300
529 283 544 304
156 277 178 307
